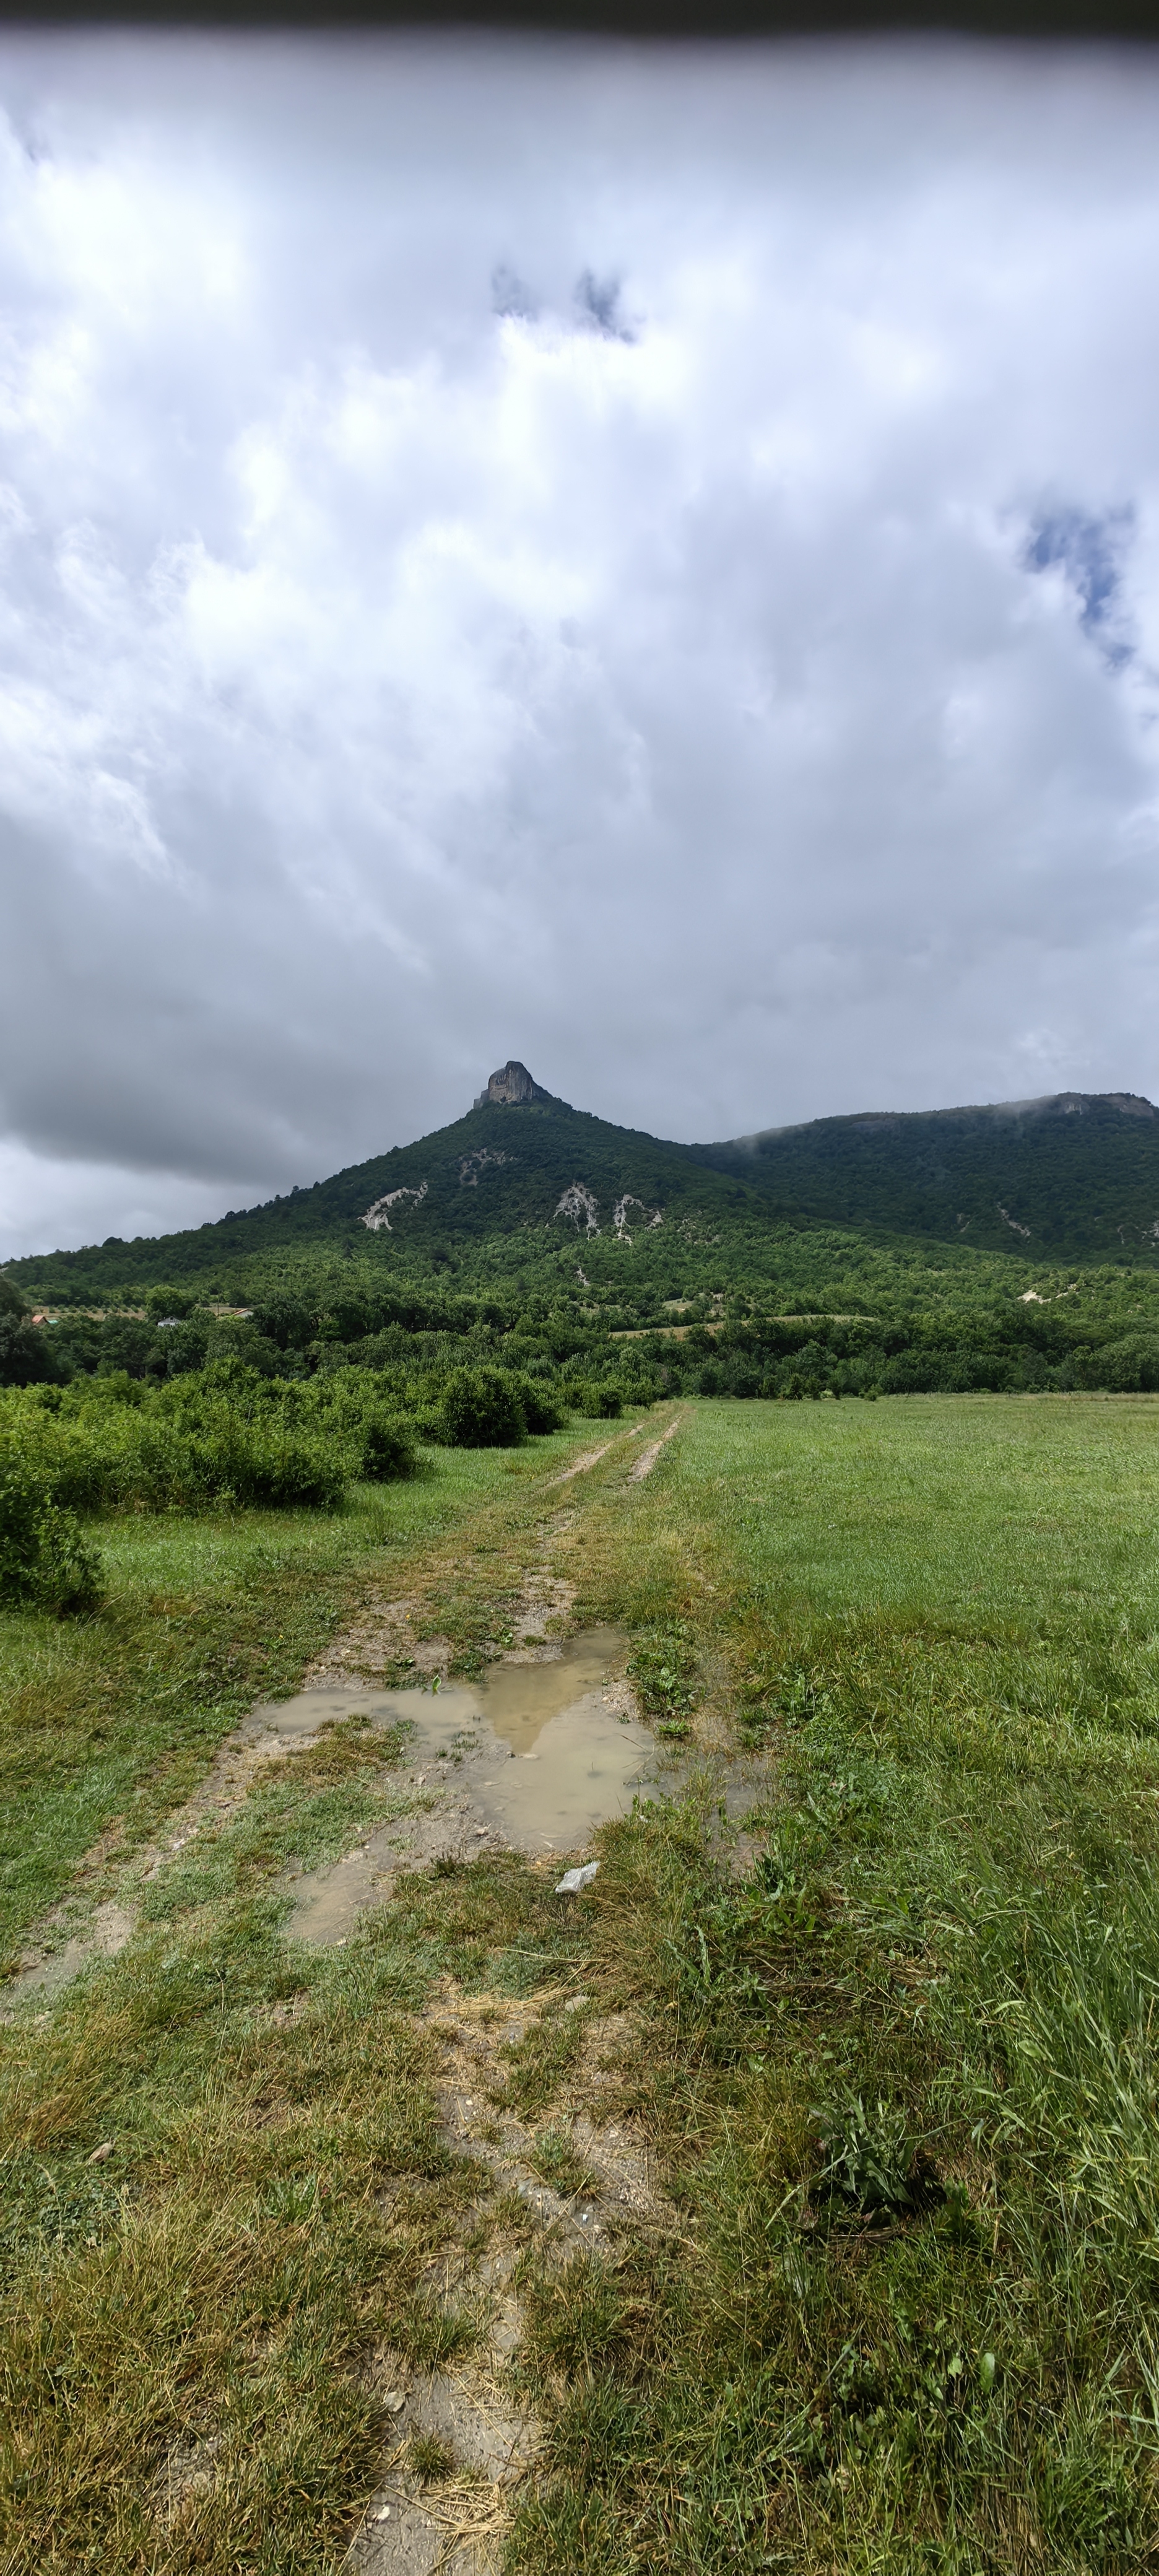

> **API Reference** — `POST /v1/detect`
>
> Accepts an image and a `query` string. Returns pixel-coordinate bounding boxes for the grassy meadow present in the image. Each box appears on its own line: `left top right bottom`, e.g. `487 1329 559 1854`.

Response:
2 1395 1159 2572
0 1433 578 1967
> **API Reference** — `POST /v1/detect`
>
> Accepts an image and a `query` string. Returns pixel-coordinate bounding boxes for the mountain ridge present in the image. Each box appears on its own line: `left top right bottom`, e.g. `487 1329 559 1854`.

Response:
6 1071 1159 1299
685 1086 1159 1259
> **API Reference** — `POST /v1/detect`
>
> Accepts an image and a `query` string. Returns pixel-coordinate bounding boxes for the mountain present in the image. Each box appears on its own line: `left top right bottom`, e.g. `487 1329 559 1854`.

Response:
6 1068 1159 1305
5 1064 765 1302
687 1090 1159 1263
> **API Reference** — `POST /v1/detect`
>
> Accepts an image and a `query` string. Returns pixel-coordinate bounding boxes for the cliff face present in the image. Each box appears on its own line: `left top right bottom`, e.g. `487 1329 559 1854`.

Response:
475 1061 551 1107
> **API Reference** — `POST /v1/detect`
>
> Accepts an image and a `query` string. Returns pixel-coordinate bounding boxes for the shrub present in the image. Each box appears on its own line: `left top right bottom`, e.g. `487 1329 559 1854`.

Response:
357 1414 418 1481
0 1445 101 1614
440 1367 526 1448
506 1374 565 1435
568 1380 622 1419
158 1413 342 1510
7 1398 343 1515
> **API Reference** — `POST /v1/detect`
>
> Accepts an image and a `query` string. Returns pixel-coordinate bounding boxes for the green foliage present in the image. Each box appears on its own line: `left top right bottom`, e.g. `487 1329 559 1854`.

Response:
439 1365 526 1448
1084 1332 1159 1391
0 1443 101 1614
358 1413 417 1480
573 1378 622 1417
143 1282 200 1322
0 1315 57 1388
13 1084 1159 1372
811 2088 915 2211
628 1625 700 1738
18 1087 1159 1419
6 1385 343 1516
0 1357 436 1522
693 1088 1159 1261
506 1373 566 1435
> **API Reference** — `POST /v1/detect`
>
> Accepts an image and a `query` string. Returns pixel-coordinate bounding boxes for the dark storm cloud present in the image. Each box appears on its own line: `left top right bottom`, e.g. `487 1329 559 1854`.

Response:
1 34 1159 1254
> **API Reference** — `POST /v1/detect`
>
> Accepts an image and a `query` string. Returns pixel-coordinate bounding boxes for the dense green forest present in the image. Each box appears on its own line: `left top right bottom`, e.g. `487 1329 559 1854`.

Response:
690 1086 1159 1258
6 1081 1159 1419
8 1081 1159 1310
2 1087 759 1303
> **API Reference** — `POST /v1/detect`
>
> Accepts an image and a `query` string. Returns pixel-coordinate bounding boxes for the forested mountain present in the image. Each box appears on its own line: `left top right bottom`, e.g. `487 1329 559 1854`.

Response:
8 1065 1159 1403
3 1066 763 1303
688 1090 1159 1260
6 1069 1159 1313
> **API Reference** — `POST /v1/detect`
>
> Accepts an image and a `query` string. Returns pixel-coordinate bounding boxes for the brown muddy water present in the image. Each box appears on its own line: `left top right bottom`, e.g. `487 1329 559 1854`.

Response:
250 1627 658 1855
247 1627 671 1945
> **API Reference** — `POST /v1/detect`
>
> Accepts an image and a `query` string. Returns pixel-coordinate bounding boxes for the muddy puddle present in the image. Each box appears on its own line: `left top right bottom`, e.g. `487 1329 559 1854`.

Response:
251 1628 671 1944
475 1625 635 1754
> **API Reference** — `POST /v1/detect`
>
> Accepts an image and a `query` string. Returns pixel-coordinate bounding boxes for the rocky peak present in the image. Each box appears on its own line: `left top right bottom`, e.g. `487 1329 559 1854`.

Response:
473 1060 550 1108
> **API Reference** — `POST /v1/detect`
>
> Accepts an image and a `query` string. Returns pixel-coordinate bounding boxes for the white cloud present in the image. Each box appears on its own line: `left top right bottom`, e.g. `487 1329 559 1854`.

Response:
1 32 1158 1255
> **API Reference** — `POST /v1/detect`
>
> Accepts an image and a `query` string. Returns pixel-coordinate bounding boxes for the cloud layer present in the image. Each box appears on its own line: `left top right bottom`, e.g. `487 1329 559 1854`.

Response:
2 33 1159 1255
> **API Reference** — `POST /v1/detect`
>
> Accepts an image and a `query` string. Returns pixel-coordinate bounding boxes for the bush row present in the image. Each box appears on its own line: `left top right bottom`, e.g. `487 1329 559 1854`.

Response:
0 1357 598 1614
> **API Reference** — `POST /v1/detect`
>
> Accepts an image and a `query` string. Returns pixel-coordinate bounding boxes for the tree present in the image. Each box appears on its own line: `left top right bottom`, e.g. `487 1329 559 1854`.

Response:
0 1314 63 1388
440 1367 526 1448
145 1284 200 1323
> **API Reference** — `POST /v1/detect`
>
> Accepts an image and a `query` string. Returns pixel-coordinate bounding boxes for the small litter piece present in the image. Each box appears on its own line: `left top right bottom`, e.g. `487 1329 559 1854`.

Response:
554 1862 600 1895
87 2141 114 2164
563 1992 591 2012
382 2390 407 2414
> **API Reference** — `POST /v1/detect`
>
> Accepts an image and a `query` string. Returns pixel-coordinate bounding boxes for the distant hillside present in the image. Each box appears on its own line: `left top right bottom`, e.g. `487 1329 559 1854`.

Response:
4 1063 763 1302
7 1069 1159 1307
688 1092 1159 1262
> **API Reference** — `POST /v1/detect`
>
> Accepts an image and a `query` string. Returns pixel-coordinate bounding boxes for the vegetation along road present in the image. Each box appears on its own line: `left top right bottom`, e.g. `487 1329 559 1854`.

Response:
3 1391 1159 2574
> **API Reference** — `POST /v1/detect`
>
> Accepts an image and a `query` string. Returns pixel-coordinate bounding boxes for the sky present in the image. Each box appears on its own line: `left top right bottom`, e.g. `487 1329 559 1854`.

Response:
2 32 1159 1258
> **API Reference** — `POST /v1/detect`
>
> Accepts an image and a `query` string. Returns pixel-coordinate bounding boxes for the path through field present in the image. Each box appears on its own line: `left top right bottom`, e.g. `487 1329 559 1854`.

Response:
6 1396 1159 2574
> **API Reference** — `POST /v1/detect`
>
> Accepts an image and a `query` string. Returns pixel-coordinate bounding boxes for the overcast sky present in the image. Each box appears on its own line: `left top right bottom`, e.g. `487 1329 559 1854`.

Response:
2 33 1159 1256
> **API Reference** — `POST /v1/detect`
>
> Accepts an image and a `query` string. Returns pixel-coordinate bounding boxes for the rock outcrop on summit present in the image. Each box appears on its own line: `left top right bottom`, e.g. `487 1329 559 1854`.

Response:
474 1061 551 1108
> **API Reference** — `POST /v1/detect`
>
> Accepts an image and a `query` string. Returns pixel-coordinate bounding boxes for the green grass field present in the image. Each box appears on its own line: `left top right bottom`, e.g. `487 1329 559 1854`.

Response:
0 1432 586 1965
3 1396 1159 2573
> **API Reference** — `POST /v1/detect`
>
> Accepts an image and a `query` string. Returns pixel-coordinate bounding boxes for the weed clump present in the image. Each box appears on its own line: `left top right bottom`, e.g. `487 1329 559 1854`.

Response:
408 2434 456 2484
529 2126 599 2201
811 2087 915 2213
628 1625 700 1739
739 1657 833 1741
